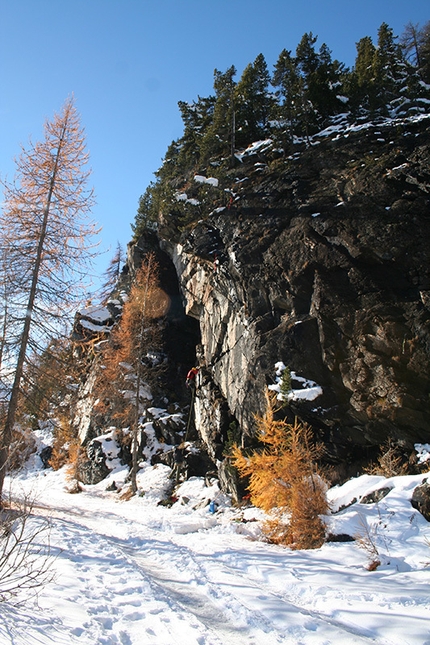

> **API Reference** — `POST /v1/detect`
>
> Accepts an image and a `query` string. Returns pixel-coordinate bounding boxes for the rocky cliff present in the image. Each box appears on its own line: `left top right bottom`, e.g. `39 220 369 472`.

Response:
139 115 430 479
75 115 430 486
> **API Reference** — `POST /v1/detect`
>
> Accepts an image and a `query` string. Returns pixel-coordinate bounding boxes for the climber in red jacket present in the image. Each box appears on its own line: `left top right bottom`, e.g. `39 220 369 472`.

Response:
186 366 199 388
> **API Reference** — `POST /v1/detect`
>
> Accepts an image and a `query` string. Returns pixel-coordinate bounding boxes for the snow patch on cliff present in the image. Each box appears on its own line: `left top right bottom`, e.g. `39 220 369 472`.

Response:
269 361 323 402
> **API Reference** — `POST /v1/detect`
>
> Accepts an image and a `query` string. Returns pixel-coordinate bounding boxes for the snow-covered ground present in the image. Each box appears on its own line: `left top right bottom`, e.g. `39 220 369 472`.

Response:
2 440 430 645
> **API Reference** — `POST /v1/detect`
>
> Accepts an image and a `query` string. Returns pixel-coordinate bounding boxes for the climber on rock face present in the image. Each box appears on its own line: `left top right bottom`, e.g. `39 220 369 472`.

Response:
186 366 199 389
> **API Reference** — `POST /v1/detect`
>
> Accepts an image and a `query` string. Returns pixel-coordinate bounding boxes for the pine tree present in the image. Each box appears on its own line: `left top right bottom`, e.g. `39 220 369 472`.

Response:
177 95 215 168
99 242 125 303
200 65 237 162
294 33 323 135
295 33 345 132
234 54 273 147
348 36 378 116
272 49 302 142
0 96 98 503
296 32 320 77
372 23 406 113
132 184 158 240
314 43 346 119
355 36 377 88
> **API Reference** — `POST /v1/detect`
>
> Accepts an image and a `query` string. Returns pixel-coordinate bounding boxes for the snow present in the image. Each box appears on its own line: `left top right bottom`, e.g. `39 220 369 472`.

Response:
269 362 323 403
80 319 111 333
3 436 430 645
79 306 112 324
235 139 273 162
78 306 113 333
415 444 430 464
314 115 402 141
194 175 219 187
175 192 200 206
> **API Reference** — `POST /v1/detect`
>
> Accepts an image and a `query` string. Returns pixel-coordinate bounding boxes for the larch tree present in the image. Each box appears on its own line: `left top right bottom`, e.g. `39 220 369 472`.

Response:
231 391 328 549
0 96 98 503
0 250 13 381
95 252 168 494
418 21 430 83
402 21 430 84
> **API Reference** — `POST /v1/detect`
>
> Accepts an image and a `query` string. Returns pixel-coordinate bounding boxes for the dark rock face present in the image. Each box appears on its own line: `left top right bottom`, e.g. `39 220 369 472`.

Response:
411 479 430 521
154 445 214 480
360 487 393 504
72 116 430 486
39 445 53 469
156 116 430 476
78 439 111 485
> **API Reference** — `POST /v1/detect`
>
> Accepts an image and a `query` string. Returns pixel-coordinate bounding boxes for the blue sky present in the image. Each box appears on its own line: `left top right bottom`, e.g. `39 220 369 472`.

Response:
0 0 428 291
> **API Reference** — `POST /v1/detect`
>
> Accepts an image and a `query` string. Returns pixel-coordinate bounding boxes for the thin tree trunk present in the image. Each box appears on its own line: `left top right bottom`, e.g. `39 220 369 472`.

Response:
0 129 65 504
131 369 141 495
230 96 236 164
130 255 152 495
0 299 8 374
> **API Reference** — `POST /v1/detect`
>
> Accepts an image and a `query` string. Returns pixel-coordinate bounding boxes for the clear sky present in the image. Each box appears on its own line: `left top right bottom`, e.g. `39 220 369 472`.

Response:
0 0 428 290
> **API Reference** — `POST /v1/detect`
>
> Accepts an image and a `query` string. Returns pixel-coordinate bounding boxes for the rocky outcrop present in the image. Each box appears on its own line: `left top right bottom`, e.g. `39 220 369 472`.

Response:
72 115 430 485
411 479 430 521
154 115 430 477
78 439 112 485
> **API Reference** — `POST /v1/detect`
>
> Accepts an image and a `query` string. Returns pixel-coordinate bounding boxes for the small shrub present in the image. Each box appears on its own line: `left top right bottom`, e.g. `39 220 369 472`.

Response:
279 366 292 406
355 514 382 571
49 417 79 471
7 427 36 471
223 421 241 457
0 493 55 603
365 438 407 477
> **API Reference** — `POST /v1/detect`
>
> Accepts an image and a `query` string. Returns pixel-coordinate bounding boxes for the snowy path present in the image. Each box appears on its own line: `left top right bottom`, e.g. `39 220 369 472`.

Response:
10 503 383 645
122 541 382 645
2 465 430 645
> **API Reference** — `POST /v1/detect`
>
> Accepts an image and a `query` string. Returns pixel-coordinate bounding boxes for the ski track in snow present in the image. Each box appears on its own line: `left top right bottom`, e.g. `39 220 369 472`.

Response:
1 501 399 645
2 463 430 645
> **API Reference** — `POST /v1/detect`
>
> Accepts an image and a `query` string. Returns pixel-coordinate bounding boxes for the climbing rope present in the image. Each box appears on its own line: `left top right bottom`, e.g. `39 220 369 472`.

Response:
184 385 196 442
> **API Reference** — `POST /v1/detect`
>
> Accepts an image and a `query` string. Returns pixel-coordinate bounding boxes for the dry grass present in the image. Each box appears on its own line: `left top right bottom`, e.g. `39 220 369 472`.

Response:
365 439 408 478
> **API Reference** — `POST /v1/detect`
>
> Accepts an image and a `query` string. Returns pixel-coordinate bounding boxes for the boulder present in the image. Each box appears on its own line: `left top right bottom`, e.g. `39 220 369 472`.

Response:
360 486 393 504
411 479 430 521
78 439 111 485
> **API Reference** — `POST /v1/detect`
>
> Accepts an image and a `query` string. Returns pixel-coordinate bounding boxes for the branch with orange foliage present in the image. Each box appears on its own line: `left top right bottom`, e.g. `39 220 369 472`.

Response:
231 390 328 549
94 252 169 493
0 96 99 504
